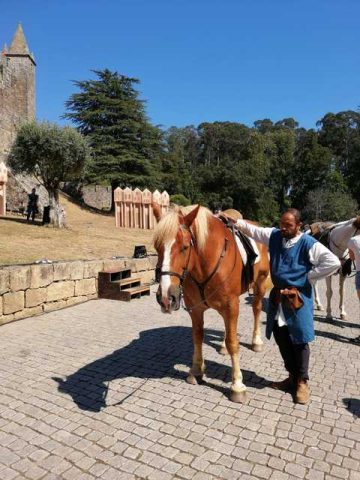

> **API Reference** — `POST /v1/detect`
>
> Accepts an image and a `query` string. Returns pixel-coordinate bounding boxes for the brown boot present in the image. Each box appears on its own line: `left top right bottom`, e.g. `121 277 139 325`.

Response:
295 378 310 404
270 375 295 392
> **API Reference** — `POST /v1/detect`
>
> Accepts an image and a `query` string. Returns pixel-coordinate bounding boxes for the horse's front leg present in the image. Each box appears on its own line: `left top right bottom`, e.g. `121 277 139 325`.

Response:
222 299 247 403
339 274 347 319
251 275 267 352
313 280 324 311
186 310 205 385
326 275 333 319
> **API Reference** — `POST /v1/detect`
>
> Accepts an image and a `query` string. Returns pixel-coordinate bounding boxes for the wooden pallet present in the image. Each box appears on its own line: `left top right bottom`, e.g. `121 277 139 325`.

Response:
98 268 151 301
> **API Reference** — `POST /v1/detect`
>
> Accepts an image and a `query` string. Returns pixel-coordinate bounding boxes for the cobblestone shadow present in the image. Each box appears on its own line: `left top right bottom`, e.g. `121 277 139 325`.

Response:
53 326 266 412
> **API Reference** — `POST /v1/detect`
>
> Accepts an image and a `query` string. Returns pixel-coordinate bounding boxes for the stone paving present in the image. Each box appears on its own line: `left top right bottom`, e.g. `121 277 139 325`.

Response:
0 279 359 480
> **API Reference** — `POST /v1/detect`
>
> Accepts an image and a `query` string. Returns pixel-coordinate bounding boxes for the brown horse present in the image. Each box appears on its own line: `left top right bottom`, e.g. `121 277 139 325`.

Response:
153 204 270 403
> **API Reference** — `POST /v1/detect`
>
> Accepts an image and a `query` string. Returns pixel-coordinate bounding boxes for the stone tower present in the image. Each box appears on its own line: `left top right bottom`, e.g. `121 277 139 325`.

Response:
0 24 36 163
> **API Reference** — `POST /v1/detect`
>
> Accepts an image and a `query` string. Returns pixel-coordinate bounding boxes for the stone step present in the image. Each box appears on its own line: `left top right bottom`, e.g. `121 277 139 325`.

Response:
118 285 151 301
112 277 142 288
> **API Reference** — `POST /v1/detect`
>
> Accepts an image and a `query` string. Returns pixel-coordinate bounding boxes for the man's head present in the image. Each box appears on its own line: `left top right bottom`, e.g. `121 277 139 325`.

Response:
31 188 36 194
280 208 302 239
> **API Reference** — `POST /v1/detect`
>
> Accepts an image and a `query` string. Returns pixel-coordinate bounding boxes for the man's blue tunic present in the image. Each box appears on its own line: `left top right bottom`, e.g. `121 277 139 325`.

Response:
266 230 318 344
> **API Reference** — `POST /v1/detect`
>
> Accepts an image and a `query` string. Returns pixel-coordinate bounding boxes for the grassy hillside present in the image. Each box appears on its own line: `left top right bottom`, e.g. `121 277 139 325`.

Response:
0 195 154 265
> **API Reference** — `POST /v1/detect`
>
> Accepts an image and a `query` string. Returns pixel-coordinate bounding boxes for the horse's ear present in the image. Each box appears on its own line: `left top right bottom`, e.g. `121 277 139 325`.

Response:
152 202 162 222
183 205 201 228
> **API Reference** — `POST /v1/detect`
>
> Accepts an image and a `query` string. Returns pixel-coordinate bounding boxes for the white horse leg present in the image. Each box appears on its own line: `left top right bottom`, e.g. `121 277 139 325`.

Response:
326 276 333 319
219 335 228 355
251 277 266 352
339 274 347 319
313 281 324 311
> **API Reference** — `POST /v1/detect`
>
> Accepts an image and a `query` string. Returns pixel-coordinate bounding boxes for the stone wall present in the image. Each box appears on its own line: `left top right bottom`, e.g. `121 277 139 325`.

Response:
61 182 112 212
0 256 157 325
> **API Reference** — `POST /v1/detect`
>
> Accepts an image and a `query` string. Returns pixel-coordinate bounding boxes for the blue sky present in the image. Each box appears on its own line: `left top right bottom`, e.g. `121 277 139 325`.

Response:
1 0 359 130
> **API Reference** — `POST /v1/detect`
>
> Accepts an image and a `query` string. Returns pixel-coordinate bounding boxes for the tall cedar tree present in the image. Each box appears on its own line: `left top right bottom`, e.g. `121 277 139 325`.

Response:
64 69 162 191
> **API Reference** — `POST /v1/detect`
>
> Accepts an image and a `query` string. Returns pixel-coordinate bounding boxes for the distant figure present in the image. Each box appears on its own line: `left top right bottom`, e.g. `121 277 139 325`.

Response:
27 188 38 223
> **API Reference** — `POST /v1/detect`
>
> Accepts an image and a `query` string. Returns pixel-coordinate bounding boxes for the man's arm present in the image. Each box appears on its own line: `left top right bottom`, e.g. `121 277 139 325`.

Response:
236 219 274 246
308 242 341 282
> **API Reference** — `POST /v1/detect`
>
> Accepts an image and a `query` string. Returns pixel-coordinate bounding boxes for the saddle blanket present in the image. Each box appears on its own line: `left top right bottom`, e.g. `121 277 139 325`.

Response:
235 234 260 266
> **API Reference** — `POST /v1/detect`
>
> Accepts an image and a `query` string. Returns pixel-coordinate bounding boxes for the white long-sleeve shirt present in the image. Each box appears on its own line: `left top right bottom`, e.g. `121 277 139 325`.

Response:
236 220 341 326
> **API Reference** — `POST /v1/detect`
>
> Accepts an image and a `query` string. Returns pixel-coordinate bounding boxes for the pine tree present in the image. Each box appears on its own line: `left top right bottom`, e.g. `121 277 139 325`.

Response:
64 69 162 190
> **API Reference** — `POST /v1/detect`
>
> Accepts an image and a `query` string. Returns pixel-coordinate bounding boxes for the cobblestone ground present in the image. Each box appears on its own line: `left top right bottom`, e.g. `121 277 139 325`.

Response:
0 279 359 480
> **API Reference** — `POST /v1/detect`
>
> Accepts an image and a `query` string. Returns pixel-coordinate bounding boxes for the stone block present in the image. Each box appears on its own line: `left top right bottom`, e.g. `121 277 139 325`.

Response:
46 281 75 302
69 261 84 280
75 278 96 296
14 306 43 320
53 262 72 281
140 270 155 284
102 259 127 271
25 288 47 308
30 264 54 288
66 296 88 307
83 260 104 279
43 300 67 313
129 258 153 272
3 291 24 314
9 266 31 291
0 269 10 294
0 314 15 326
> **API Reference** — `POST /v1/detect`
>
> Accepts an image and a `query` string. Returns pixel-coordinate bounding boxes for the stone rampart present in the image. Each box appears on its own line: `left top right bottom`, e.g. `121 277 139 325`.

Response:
0 256 157 325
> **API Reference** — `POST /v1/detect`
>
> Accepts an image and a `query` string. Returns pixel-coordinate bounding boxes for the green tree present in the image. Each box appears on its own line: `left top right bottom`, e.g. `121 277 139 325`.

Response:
9 121 88 227
303 187 358 222
290 129 332 209
64 69 162 192
317 110 360 206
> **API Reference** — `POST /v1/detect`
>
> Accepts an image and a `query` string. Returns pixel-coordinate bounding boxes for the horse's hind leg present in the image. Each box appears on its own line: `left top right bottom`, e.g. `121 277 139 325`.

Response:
222 300 247 403
339 274 347 320
251 275 267 352
313 281 324 311
186 310 205 385
326 276 333 320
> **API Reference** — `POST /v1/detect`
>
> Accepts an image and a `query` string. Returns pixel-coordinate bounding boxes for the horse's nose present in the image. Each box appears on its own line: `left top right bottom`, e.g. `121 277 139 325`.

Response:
156 286 171 313
168 285 181 311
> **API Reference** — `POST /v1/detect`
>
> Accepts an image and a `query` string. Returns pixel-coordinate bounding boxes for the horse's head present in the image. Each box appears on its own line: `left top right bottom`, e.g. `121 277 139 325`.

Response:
153 203 201 313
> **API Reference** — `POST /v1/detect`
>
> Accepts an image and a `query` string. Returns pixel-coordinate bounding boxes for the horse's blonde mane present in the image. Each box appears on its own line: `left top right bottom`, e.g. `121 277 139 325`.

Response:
153 205 212 251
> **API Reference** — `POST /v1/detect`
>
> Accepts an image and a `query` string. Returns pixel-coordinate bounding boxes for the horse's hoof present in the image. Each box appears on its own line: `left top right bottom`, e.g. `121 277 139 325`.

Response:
326 315 333 320
252 343 263 353
230 390 248 403
340 314 347 320
186 374 203 385
315 306 324 311
219 346 228 355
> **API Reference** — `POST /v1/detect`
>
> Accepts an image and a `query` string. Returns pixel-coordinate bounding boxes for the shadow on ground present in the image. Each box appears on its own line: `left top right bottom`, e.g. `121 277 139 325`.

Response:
53 326 267 412
343 398 360 418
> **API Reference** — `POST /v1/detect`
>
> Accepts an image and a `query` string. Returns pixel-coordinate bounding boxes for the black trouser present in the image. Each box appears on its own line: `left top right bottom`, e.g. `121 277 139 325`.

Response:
273 322 310 381
27 207 36 222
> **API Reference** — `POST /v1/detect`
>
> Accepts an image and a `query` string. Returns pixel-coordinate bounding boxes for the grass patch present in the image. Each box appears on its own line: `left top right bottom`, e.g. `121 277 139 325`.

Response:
0 195 154 265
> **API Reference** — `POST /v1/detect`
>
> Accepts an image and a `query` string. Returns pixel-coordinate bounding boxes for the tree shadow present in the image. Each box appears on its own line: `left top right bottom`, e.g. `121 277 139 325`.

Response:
343 398 360 418
53 326 267 412
0 216 42 226
314 315 360 330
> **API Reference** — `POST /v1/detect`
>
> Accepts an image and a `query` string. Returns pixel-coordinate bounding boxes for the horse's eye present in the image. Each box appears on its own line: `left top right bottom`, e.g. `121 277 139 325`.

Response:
181 245 189 253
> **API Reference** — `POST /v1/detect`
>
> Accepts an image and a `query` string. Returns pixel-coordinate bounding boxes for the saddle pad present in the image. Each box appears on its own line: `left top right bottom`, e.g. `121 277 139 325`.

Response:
235 234 260 266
